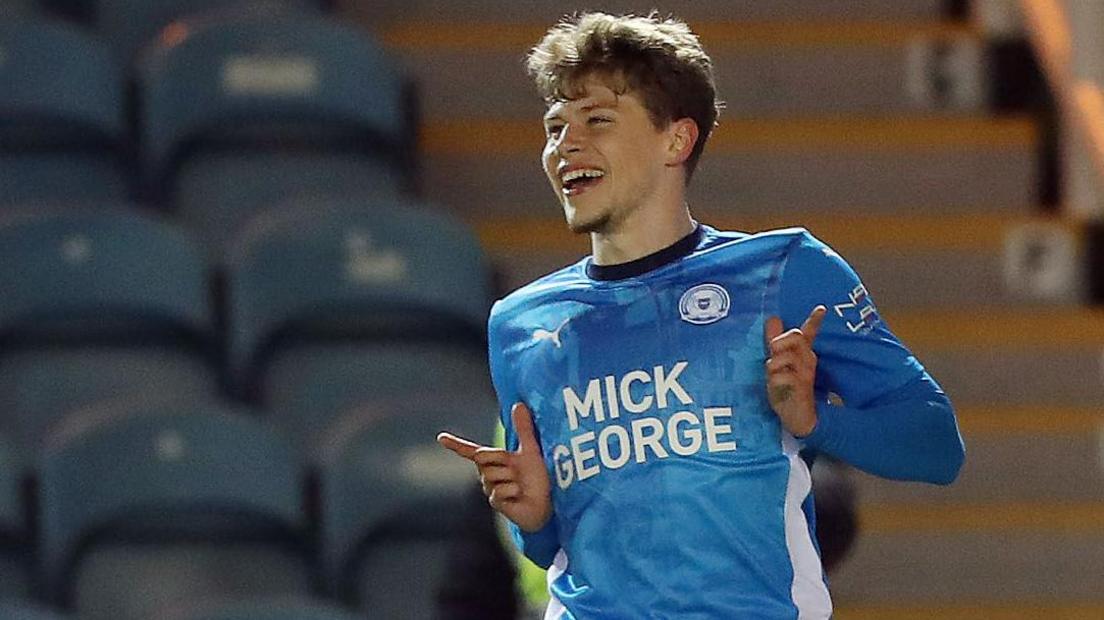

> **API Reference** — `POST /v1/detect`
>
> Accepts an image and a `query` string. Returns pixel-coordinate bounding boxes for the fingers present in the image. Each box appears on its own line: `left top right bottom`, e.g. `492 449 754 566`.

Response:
480 464 521 507
764 315 784 344
489 482 522 507
479 461 515 496
436 432 483 461
766 305 828 354
801 305 828 344
511 402 541 455
479 463 513 486
766 354 797 376
766 347 815 371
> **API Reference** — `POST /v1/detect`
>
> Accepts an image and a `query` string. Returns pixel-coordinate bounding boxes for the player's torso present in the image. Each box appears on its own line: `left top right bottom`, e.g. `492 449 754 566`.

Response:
515 262 785 501
503 234 807 613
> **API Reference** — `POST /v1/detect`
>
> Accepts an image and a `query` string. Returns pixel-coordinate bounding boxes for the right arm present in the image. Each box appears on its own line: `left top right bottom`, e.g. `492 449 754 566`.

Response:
437 306 559 568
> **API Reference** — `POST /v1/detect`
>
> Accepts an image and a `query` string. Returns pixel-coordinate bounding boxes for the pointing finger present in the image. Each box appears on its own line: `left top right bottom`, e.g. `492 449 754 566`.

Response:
801 305 828 344
436 432 483 461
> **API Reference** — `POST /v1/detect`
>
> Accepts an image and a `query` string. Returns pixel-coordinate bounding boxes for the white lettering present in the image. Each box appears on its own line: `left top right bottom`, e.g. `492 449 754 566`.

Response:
704 407 738 452
667 411 703 456
570 432 600 482
603 375 621 420
553 444 574 489
597 425 631 470
654 361 693 408
631 417 669 463
550 361 753 491
619 370 653 413
564 379 604 431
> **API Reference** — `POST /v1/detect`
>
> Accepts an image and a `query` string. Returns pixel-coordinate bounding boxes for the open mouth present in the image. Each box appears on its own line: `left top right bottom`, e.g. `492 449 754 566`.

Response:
561 169 605 196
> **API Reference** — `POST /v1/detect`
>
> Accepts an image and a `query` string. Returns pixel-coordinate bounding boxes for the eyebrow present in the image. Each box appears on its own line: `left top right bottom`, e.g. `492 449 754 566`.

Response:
543 102 615 123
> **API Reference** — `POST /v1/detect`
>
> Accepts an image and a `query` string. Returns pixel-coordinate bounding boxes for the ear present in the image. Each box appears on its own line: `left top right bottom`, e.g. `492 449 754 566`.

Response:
666 117 699 167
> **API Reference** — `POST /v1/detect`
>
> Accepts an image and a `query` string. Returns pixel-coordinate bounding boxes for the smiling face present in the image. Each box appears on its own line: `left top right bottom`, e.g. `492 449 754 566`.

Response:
541 75 683 235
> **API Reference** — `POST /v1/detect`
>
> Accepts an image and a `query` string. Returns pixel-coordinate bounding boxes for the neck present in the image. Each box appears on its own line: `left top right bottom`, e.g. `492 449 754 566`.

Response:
590 193 695 266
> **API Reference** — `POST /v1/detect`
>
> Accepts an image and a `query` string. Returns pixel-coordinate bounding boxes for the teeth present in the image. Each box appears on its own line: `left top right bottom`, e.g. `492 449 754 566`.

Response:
562 169 605 183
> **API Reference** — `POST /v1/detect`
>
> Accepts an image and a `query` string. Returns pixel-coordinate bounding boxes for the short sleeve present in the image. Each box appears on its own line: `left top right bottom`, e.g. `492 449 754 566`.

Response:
778 232 926 408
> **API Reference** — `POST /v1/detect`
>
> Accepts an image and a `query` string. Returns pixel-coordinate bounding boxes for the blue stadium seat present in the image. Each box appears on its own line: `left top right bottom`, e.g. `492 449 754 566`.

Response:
0 435 25 542
0 19 129 207
0 1 43 18
317 398 494 615
83 0 327 61
0 436 31 599
0 601 72 619
38 400 307 619
159 597 360 620
0 209 217 458
138 13 412 251
225 199 493 448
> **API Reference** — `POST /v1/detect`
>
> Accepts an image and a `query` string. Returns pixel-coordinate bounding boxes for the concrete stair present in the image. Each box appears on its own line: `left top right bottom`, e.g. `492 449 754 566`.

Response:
419 116 1039 216
378 20 987 118
349 0 948 23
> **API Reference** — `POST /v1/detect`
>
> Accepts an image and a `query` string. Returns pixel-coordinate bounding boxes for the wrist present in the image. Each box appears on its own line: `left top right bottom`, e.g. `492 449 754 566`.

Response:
791 403 818 438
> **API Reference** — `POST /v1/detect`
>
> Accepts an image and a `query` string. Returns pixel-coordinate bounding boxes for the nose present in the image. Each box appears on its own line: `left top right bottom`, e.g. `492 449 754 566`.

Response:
556 123 584 155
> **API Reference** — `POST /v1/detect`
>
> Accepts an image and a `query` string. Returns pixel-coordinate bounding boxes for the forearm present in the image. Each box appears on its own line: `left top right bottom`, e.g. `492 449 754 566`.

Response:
510 518 560 569
802 374 965 485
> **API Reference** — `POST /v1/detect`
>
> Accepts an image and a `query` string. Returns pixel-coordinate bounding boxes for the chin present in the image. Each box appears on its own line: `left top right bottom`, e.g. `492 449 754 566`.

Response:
563 198 613 234
567 213 611 235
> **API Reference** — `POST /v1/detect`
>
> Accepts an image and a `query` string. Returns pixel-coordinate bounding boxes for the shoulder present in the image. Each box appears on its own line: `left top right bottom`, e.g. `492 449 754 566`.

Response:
701 224 812 249
705 225 846 268
489 259 589 332
697 224 858 299
693 224 821 264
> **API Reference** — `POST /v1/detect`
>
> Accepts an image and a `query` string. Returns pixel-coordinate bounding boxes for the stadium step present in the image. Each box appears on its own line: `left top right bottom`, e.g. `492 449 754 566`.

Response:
370 13 1026 216
834 603 1104 620
419 115 1038 216
473 213 1086 308
353 0 949 25
377 19 985 118
829 525 1104 603
859 501 1104 535
889 308 1104 404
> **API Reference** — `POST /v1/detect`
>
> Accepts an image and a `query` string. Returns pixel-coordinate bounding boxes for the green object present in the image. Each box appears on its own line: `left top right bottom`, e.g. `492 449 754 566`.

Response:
493 422 550 609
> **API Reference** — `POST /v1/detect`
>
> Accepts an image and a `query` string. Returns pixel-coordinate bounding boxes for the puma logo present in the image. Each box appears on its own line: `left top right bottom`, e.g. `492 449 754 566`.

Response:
532 318 570 348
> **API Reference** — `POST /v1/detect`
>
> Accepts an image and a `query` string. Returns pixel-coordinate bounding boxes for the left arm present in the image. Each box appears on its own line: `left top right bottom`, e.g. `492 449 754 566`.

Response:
772 232 965 485
803 373 963 484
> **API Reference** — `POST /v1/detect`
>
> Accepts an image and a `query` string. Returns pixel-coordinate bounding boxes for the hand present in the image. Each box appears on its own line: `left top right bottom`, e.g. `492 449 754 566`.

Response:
764 306 827 438
437 402 552 532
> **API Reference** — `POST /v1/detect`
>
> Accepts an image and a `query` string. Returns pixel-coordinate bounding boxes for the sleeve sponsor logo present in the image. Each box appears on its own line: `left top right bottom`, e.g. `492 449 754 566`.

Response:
833 283 879 334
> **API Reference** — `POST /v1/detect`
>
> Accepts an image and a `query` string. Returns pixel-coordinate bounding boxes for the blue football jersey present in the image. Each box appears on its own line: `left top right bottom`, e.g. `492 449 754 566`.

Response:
487 225 936 619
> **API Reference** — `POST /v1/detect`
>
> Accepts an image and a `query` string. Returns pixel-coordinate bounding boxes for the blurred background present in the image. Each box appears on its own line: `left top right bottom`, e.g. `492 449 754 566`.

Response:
0 0 1101 619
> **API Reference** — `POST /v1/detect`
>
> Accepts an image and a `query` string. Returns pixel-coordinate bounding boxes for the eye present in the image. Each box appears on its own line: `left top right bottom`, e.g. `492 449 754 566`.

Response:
588 116 612 126
545 124 564 138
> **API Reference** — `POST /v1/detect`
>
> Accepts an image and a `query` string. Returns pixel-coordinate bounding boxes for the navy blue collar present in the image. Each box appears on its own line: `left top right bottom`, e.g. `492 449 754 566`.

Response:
587 224 703 281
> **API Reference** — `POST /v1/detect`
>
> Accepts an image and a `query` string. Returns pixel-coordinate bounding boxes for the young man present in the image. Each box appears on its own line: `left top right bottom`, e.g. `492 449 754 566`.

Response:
439 12 964 619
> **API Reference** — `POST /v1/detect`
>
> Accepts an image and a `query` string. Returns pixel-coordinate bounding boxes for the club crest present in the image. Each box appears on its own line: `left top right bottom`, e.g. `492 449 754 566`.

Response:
679 283 730 325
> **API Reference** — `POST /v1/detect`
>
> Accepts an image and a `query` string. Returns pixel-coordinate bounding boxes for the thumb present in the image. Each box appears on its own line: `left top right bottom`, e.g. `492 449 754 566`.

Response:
511 402 541 455
764 315 784 345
